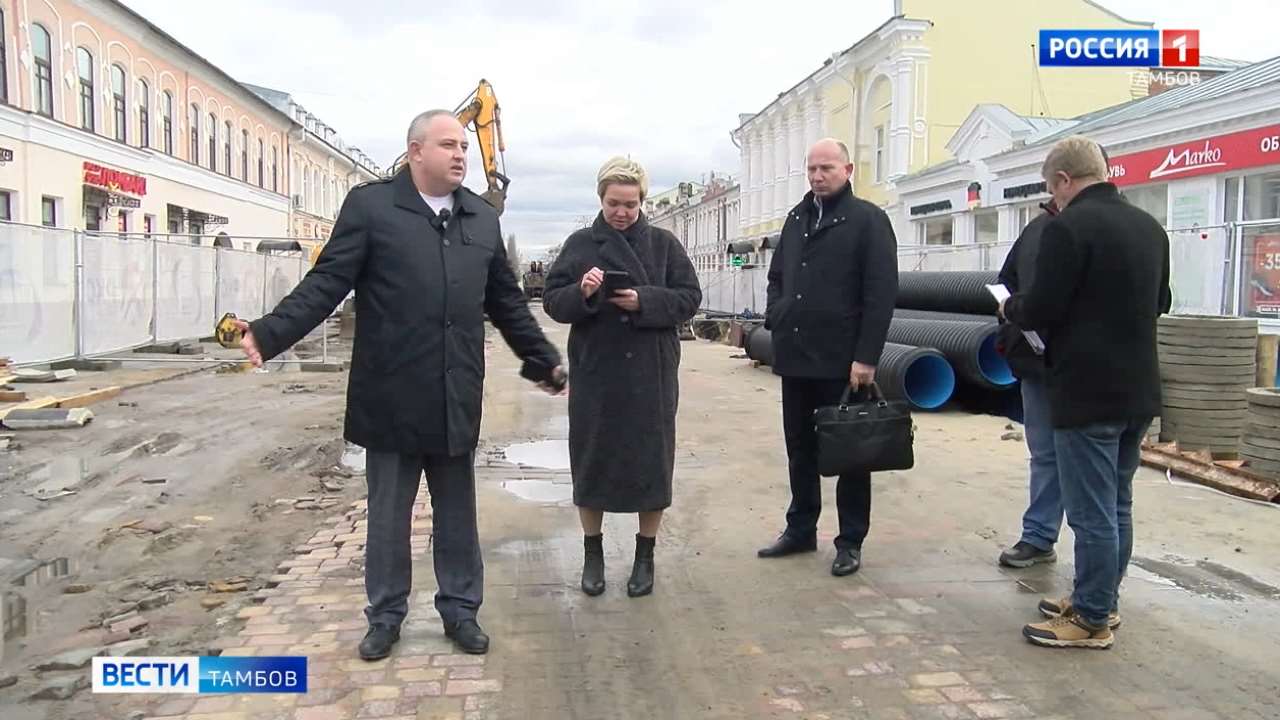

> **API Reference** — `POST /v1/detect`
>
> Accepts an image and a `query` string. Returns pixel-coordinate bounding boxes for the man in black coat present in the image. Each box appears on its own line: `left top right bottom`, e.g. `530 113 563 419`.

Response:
757 138 898 577
1003 136 1170 650
235 110 562 659
995 201 1065 570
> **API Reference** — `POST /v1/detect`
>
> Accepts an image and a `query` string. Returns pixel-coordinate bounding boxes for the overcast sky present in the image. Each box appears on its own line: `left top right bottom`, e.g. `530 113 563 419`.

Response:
121 0 1277 256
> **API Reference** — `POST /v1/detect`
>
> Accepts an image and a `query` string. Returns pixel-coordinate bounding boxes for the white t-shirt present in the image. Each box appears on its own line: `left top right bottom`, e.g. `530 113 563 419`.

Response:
420 192 454 216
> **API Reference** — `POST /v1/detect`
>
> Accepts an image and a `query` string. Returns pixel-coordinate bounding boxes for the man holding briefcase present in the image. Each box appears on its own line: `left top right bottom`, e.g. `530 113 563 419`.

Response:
758 138 899 576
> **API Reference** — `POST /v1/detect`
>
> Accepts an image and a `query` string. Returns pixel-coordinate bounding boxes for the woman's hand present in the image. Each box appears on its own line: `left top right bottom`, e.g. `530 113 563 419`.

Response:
608 289 640 312
581 266 604 299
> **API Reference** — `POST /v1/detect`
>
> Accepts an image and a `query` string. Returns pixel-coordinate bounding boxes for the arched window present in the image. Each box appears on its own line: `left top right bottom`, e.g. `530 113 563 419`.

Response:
312 169 321 214
138 79 150 147
271 146 279 192
257 138 265 187
0 10 9 103
111 65 127 143
302 165 310 210
189 103 200 162
77 48 95 131
241 129 249 180
32 25 54 117
223 120 232 176
162 91 173 154
207 113 216 170
322 174 330 217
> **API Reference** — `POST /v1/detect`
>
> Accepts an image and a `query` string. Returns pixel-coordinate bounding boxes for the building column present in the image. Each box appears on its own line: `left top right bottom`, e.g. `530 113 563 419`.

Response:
739 135 753 230
788 105 806 204
889 56 916 181
761 123 775 225
772 119 788 220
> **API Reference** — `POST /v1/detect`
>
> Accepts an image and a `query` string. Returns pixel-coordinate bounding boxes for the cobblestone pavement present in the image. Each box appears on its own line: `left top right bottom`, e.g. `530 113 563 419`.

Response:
123 315 1280 719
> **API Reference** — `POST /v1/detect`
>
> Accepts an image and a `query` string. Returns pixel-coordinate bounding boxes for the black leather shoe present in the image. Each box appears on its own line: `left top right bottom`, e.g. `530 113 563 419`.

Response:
627 534 655 598
832 548 862 577
582 534 605 596
358 623 400 661
445 619 490 655
757 534 818 558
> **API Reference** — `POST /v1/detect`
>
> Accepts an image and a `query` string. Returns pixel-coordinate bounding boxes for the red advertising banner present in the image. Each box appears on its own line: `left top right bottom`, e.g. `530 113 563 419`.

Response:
1106 124 1280 187
83 161 147 196
1247 234 1280 316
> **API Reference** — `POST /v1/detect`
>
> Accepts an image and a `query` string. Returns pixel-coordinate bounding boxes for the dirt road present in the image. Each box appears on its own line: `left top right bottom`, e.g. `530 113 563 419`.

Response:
3 308 1280 719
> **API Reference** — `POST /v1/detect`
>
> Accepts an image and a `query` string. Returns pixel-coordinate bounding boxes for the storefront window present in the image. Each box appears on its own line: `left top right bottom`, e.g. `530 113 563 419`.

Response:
1243 171 1280 221
920 217 953 246
975 211 998 245
1121 183 1168 226
1225 177 1241 222
1240 224 1280 318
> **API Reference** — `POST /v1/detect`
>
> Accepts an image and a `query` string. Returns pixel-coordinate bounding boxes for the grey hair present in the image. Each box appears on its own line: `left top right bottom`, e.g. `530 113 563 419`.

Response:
406 109 455 145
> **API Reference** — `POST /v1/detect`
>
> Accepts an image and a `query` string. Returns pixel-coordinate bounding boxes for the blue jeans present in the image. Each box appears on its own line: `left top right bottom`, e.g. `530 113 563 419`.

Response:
1054 418 1151 629
1019 380 1063 551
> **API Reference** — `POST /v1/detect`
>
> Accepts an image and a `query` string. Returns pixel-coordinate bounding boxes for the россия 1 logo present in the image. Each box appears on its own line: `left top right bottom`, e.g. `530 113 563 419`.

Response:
1039 29 1200 67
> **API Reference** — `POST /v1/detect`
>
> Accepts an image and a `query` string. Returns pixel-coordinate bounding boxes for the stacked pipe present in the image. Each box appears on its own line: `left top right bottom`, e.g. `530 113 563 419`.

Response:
1242 388 1280 477
885 317 1014 391
742 327 955 410
1157 315 1258 457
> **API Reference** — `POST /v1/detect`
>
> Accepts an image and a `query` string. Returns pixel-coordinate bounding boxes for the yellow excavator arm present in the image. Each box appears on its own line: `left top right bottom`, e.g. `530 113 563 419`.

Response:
388 79 509 215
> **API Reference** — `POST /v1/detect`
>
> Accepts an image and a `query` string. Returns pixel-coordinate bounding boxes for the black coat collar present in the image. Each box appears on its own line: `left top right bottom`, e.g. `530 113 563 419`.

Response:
1066 182 1120 209
591 212 654 286
391 168 485 218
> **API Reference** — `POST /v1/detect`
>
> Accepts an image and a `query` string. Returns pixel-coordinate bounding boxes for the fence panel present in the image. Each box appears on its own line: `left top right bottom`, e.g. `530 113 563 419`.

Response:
1168 226 1233 316
264 255 305 312
0 224 76 363
215 248 266 320
79 234 155 355
155 243 218 343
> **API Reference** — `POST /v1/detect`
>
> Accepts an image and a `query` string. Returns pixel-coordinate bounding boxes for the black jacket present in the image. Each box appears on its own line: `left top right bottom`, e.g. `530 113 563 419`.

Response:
996 203 1057 382
1005 182 1171 429
250 169 560 456
765 184 898 378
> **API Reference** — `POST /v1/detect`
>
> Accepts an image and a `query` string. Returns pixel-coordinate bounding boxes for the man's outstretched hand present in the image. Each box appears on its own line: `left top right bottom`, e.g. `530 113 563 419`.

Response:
235 319 263 368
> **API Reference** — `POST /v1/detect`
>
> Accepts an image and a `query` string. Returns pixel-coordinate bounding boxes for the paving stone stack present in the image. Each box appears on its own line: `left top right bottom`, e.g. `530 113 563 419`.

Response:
1243 388 1280 478
1158 315 1258 457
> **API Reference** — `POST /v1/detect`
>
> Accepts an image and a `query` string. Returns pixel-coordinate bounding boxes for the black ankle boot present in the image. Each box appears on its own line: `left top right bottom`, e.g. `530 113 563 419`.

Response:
627 534 655 598
582 534 605 596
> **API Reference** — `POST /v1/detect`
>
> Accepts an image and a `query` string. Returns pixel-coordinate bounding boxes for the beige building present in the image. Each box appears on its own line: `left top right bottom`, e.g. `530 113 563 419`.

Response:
246 84 381 244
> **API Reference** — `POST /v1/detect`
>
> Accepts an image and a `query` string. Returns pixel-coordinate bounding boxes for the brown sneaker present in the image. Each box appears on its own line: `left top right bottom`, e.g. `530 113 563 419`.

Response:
1023 614 1114 649
1037 596 1121 629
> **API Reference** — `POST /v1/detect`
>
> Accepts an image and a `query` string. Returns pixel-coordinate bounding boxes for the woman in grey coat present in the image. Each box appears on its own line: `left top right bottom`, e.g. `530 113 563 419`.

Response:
543 157 702 598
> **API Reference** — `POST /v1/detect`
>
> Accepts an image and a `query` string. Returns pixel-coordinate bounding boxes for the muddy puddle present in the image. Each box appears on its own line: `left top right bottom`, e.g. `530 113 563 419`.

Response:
2 557 79 664
1130 555 1280 602
500 479 573 505
502 440 570 470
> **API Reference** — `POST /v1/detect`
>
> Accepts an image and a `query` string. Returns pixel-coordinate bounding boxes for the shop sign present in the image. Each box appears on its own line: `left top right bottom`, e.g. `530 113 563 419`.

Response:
1003 181 1047 200
909 200 952 217
0 147 13 163
106 192 141 209
83 161 147 196
1247 234 1280 317
1107 124 1280 187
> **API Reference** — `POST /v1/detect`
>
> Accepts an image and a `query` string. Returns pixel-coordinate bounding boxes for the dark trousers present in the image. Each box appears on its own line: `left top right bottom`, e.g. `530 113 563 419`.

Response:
364 450 482 628
781 377 871 550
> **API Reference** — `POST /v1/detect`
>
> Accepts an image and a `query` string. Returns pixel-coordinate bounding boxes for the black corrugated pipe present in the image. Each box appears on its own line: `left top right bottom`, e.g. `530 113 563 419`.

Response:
897 271 1001 315
877 343 956 410
894 309 997 323
745 325 774 366
886 318 1015 390
742 330 958 411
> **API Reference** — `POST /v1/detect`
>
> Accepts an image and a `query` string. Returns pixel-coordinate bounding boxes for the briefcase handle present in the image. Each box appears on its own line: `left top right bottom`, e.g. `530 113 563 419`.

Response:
838 382 887 411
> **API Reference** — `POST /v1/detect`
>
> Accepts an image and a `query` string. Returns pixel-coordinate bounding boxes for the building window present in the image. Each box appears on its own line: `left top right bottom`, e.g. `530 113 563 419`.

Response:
138 79 150 148
144 214 155 238
241 129 249 180
975 210 999 245
41 197 57 227
189 104 200 163
111 65 127 143
1225 176 1242 222
0 9 8 104
919 217 953 246
33 25 54 117
271 147 278 192
874 126 886 184
208 113 217 170
0 191 11 221
162 92 174 154
1122 183 1169 226
77 48 95 132
257 139 265 187
84 203 101 231
117 210 129 236
1243 171 1280 222
224 121 232 176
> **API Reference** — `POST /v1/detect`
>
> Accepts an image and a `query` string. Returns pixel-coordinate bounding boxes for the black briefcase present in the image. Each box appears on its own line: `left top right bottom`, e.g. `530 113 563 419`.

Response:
814 383 914 476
